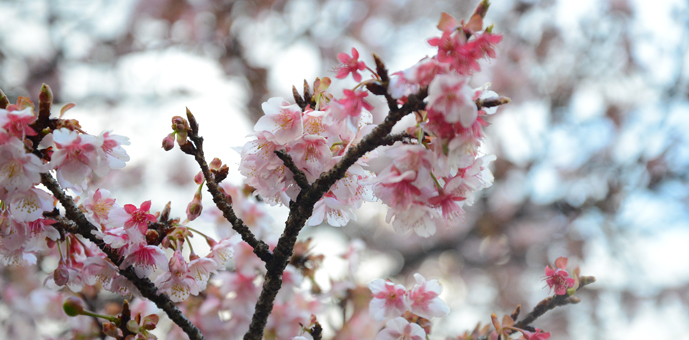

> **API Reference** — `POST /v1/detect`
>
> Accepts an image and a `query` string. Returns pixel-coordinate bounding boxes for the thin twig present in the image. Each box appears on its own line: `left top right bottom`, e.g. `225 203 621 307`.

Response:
513 277 596 329
274 150 310 190
40 173 206 340
185 118 273 263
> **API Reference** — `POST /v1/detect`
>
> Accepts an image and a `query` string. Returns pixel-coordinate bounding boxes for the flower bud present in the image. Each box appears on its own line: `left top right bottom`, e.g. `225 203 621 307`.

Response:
102 322 122 338
142 314 159 330
127 319 140 334
63 296 84 317
54 261 70 286
194 171 204 185
209 157 222 170
186 191 203 221
162 133 175 151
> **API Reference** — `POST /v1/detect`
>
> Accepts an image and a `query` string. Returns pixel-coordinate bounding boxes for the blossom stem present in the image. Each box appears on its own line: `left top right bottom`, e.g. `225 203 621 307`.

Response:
81 310 119 323
186 226 211 240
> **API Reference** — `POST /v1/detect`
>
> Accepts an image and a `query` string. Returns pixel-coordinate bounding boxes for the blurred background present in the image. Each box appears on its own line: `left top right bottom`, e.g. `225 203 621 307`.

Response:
1 0 689 339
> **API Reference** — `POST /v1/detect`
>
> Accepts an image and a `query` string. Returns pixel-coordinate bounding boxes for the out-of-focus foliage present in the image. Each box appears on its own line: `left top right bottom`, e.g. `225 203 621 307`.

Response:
1 0 688 339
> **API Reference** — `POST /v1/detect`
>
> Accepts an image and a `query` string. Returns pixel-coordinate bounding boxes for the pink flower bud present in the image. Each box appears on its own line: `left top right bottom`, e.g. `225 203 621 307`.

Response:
142 314 159 330
54 261 70 286
209 158 222 170
186 191 203 221
194 171 204 185
127 319 140 334
162 133 175 151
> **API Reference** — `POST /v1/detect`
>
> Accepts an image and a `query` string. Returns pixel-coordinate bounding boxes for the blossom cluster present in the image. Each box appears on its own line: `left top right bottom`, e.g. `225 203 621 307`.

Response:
368 274 449 340
238 11 504 237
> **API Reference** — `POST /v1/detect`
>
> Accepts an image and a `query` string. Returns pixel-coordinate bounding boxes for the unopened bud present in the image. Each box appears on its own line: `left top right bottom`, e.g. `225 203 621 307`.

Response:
186 192 203 221
186 107 198 134
162 133 175 151
179 141 196 155
209 158 222 170
142 314 159 330
54 262 69 286
102 322 122 338
146 229 160 245
194 171 204 185
171 116 189 145
213 165 229 184
63 296 84 317
159 202 171 222
127 319 140 334
365 80 386 95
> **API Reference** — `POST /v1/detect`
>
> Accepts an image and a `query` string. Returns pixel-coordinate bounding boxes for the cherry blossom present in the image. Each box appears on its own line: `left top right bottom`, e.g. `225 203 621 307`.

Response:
367 279 407 320
335 48 367 82
254 97 303 144
375 317 426 340
427 73 477 127
120 244 169 278
405 273 449 319
520 328 552 340
154 250 199 302
289 134 332 182
0 137 45 192
97 130 130 170
0 107 37 138
544 257 575 296
51 128 103 187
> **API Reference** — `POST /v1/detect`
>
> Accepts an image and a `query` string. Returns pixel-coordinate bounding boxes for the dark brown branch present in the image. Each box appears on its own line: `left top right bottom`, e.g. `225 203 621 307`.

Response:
40 173 206 340
476 96 511 110
379 132 416 146
513 276 596 330
274 150 310 190
243 68 428 340
184 114 273 263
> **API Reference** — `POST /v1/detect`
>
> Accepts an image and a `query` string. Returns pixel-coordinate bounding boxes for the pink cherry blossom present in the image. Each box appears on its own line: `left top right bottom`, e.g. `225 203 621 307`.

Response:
97 130 130 170
188 255 218 291
520 328 551 340
289 135 332 182
427 74 477 127
326 89 374 133
110 200 156 246
207 235 240 267
307 193 357 227
335 48 367 82
405 273 449 319
154 250 199 302
254 97 304 145
8 188 54 222
367 279 407 320
120 244 169 278
0 107 37 138
51 128 102 187
82 189 120 225
544 257 575 296
375 317 426 340
82 256 119 289
0 137 45 192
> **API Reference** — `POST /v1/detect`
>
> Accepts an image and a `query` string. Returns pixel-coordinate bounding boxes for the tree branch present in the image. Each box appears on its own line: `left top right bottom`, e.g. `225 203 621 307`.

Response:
513 276 596 330
274 150 310 190
242 68 428 340
40 173 206 340
184 112 273 263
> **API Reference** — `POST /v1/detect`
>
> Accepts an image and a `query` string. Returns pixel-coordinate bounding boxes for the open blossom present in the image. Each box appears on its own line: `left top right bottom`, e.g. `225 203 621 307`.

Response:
207 235 240 267
0 137 45 192
289 135 332 182
254 97 303 145
326 89 374 133
544 257 575 295
51 128 103 186
405 273 449 319
98 131 130 170
307 193 357 227
154 250 199 302
368 279 407 320
110 200 156 246
82 189 121 225
120 244 169 278
0 106 37 138
82 256 119 289
9 188 54 222
335 48 367 82
427 74 477 127
375 317 426 340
